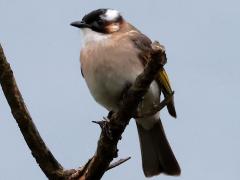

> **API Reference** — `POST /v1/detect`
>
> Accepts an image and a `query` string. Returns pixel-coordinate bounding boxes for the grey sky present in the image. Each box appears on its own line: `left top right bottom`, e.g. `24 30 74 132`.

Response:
0 0 240 179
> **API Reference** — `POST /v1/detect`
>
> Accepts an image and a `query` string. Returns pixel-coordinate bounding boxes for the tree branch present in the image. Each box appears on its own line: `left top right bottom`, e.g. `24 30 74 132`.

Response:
0 44 67 179
0 41 168 180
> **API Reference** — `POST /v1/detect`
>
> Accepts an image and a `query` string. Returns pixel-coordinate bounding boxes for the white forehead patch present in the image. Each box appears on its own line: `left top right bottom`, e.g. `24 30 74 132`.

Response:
102 9 120 21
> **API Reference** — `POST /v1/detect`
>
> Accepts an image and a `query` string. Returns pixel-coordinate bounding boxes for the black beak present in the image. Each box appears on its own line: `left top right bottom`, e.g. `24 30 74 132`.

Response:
70 21 91 28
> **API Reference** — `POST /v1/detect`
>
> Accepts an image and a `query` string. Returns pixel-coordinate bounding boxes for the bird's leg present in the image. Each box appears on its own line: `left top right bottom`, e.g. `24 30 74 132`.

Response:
134 92 174 118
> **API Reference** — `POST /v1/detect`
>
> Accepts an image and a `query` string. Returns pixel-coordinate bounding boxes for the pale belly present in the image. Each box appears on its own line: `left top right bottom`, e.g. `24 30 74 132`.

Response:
80 39 160 117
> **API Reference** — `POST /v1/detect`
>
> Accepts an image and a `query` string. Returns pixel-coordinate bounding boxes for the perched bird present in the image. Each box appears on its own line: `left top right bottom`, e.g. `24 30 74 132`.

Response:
71 9 180 177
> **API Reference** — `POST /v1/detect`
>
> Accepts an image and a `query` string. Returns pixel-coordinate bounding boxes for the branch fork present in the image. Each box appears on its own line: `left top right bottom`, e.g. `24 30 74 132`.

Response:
0 41 169 180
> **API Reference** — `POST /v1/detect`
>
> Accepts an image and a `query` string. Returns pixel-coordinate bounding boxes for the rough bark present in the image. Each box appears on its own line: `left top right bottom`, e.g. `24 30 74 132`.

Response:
0 42 169 180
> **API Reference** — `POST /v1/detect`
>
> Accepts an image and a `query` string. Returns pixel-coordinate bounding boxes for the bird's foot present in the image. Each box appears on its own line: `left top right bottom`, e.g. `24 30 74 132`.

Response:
134 93 174 118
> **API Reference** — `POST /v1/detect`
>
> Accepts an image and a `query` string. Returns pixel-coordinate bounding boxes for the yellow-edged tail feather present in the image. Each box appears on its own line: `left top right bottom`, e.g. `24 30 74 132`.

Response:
159 68 177 118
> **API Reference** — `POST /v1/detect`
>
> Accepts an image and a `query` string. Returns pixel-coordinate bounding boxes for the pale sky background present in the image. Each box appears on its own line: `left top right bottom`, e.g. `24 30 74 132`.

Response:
0 0 240 180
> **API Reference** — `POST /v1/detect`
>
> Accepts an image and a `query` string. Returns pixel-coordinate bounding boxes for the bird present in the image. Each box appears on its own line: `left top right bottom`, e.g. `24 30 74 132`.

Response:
71 8 180 177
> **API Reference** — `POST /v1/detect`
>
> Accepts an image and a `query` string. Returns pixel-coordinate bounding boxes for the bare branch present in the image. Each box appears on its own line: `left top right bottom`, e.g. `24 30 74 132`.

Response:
107 157 131 171
0 41 167 180
0 44 66 179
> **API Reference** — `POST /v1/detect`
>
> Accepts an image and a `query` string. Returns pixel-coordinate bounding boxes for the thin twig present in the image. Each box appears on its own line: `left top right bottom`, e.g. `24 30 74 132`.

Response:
107 157 131 171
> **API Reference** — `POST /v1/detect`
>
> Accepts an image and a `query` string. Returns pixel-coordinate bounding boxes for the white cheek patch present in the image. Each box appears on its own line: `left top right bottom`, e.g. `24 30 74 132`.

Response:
107 23 120 32
80 28 110 47
102 9 120 21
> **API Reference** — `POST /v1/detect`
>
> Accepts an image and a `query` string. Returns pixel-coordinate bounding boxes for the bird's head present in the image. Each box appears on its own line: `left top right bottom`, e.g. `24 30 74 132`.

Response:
71 9 124 34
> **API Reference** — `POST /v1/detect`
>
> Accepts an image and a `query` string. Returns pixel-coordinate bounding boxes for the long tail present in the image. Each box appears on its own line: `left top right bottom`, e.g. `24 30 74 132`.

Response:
136 120 181 177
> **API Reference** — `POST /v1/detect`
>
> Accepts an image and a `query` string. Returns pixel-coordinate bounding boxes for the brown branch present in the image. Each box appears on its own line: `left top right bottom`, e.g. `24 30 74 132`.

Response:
68 157 131 179
0 44 66 179
0 41 167 180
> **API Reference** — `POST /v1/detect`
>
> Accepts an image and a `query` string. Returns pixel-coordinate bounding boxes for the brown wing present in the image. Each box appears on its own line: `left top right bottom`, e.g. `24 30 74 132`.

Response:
130 30 177 118
129 30 152 66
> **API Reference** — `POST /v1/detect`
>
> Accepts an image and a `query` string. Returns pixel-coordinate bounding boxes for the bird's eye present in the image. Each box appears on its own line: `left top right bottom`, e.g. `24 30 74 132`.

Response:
97 19 104 25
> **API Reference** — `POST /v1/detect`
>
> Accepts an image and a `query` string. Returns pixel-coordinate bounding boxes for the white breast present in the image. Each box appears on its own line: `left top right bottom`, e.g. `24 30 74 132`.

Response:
80 28 110 48
80 30 160 114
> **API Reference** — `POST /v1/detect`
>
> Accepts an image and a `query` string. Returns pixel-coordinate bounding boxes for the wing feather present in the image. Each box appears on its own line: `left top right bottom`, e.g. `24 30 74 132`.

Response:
130 31 177 118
